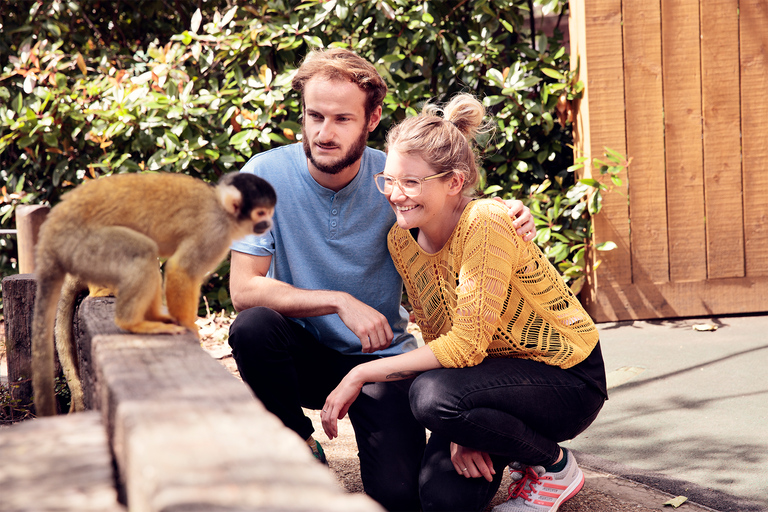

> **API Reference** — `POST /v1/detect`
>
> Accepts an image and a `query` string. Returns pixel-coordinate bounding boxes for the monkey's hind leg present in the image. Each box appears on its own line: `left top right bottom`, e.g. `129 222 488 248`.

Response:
71 227 186 335
112 250 186 335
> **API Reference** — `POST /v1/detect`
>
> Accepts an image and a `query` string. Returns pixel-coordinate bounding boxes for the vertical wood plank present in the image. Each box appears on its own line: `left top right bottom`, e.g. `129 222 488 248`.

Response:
661 0 706 282
701 0 744 279
740 0 768 277
623 0 669 285
569 0 629 320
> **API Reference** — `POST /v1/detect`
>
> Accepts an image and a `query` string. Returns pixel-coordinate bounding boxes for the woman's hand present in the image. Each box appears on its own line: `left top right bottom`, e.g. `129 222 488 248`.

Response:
321 371 365 439
450 442 495 482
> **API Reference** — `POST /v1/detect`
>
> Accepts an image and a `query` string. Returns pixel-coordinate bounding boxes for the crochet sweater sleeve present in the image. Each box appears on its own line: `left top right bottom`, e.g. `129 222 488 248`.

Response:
388 200 599 369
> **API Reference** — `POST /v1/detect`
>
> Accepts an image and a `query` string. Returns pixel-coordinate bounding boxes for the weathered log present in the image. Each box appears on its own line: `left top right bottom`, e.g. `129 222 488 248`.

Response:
78 297 383 512
0 411 125 511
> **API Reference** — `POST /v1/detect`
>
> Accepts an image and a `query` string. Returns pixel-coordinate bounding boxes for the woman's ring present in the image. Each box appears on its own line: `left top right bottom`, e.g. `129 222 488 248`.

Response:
462 468 468 472
322 410 327 413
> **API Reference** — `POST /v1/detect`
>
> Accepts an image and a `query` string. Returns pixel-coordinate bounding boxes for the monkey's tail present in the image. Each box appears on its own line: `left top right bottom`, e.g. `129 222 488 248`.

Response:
31 269 66 417
55 275 87 413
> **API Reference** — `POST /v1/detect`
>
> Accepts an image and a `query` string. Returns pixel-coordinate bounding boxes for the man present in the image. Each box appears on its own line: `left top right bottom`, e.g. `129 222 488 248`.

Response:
228 48 535 511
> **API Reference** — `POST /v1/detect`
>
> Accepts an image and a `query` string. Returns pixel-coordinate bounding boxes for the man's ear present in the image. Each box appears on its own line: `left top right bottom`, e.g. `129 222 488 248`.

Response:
367 105 383 132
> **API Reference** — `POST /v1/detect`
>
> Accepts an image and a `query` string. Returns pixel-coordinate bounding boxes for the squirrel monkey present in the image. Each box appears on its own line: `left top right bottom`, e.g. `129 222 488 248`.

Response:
32 172 276 416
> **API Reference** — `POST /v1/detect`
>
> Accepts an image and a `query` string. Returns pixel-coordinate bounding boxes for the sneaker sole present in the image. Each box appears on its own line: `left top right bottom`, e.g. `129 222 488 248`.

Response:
549 467 584 512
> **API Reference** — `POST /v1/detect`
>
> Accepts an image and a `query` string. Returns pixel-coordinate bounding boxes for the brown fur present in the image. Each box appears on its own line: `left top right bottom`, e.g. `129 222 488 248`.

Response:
32 172 275 416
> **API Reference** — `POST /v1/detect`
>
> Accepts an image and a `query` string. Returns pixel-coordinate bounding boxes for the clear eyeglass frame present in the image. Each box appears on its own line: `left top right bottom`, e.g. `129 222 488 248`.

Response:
374 171 452 196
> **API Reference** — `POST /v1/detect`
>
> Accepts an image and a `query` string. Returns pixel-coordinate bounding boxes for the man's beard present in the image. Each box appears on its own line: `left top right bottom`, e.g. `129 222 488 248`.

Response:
303 126 369 176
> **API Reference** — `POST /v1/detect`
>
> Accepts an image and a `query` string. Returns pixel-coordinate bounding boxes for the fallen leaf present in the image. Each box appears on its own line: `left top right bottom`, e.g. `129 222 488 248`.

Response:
664 496 688 508
692 323 718 332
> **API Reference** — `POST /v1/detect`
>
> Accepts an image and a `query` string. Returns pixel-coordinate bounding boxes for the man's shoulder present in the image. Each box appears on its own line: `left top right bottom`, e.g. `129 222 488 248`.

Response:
241 143 304 175
361 145 387 170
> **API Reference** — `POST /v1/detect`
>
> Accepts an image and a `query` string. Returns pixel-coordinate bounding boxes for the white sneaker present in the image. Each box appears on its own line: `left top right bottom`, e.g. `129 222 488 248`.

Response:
492 449 584 512
507 461 546 484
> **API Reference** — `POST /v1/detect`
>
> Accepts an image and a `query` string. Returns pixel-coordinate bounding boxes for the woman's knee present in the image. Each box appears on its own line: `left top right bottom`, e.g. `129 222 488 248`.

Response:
409 371 454 430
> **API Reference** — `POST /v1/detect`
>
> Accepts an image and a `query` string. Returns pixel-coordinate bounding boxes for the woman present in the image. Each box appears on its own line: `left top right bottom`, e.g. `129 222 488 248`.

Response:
321 94 607 512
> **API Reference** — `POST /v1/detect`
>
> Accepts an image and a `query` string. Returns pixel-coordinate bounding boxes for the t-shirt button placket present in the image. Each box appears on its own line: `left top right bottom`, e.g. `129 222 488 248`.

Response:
329 199 339 238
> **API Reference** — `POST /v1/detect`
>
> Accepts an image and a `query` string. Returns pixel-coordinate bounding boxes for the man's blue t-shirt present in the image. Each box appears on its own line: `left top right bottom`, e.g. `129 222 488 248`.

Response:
231 143 417 356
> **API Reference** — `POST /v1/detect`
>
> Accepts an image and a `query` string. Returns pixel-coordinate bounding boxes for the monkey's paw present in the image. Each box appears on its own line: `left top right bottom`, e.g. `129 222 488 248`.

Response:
119 321 189 335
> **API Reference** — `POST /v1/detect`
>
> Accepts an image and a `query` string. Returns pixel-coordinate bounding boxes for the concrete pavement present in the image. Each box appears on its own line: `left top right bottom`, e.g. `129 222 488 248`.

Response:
567 313 768 511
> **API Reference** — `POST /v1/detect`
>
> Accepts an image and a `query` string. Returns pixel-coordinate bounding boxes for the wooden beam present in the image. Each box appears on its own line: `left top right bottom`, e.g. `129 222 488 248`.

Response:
584 273 768 322
0 412 124 511
77 297 384 512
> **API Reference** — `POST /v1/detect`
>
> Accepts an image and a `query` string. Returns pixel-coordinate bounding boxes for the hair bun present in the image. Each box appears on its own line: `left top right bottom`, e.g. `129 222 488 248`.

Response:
443 94 488 140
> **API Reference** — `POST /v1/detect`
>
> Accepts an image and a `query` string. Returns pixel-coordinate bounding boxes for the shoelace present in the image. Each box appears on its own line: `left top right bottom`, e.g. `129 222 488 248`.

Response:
508 466 544 502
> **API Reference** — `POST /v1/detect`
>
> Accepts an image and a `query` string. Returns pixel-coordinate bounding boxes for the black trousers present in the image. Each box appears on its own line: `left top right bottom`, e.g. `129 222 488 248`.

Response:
410 357 605 511
229 306 425 511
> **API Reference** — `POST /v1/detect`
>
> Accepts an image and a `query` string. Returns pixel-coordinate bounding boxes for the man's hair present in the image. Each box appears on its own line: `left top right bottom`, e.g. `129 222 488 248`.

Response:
292 48 388 119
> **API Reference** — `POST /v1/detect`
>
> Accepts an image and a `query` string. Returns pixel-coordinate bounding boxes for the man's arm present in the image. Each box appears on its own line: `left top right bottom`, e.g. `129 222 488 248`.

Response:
229 250 394 353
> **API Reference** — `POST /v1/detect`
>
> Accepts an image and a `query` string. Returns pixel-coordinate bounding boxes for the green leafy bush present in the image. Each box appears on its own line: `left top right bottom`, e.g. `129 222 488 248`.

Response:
1 0 601 313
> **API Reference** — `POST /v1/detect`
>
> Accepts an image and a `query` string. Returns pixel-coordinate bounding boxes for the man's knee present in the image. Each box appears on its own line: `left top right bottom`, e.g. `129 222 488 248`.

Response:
228 306 285 355
364 476 420 512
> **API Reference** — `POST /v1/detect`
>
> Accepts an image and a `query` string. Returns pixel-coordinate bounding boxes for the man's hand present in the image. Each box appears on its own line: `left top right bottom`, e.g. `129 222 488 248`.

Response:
495 197 536 242
335 293 394 353
451 442 496 482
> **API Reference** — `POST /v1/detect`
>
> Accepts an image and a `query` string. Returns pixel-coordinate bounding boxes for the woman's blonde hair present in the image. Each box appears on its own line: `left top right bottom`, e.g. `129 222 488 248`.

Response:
386 93 490 196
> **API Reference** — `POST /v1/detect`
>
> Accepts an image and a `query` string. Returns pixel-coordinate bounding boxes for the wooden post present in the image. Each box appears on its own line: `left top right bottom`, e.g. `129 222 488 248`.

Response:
2 274 36 408
15 204 49 274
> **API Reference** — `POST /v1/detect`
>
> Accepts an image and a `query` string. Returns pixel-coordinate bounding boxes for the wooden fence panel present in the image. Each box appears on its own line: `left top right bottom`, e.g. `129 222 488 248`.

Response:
741 0 768 277
701 0 744 279
571 0 768 321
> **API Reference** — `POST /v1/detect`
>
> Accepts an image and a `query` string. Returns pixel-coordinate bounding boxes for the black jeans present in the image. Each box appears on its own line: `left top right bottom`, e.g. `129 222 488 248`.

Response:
229 307 425 511
410 357 606 512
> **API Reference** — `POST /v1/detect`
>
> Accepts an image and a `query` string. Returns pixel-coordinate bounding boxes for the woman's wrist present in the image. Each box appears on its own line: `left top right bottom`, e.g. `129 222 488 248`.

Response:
345 364 369 388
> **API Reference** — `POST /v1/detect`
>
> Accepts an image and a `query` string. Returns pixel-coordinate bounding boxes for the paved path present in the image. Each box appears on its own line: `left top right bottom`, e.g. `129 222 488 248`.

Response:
567 314 768 512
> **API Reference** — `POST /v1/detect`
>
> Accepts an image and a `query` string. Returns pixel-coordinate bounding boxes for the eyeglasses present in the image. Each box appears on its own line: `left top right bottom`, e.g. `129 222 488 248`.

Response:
374 171 452 196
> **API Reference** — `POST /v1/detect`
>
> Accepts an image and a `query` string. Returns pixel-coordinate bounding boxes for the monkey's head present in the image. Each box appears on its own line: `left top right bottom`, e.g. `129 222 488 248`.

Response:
217 173 277 236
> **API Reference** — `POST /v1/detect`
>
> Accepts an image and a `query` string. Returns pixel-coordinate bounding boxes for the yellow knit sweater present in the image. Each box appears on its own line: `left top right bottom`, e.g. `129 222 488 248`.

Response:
388 199 599 369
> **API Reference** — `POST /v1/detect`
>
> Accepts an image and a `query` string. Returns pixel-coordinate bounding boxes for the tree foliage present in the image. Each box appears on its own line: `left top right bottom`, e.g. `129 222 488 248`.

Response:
1 0 599 312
